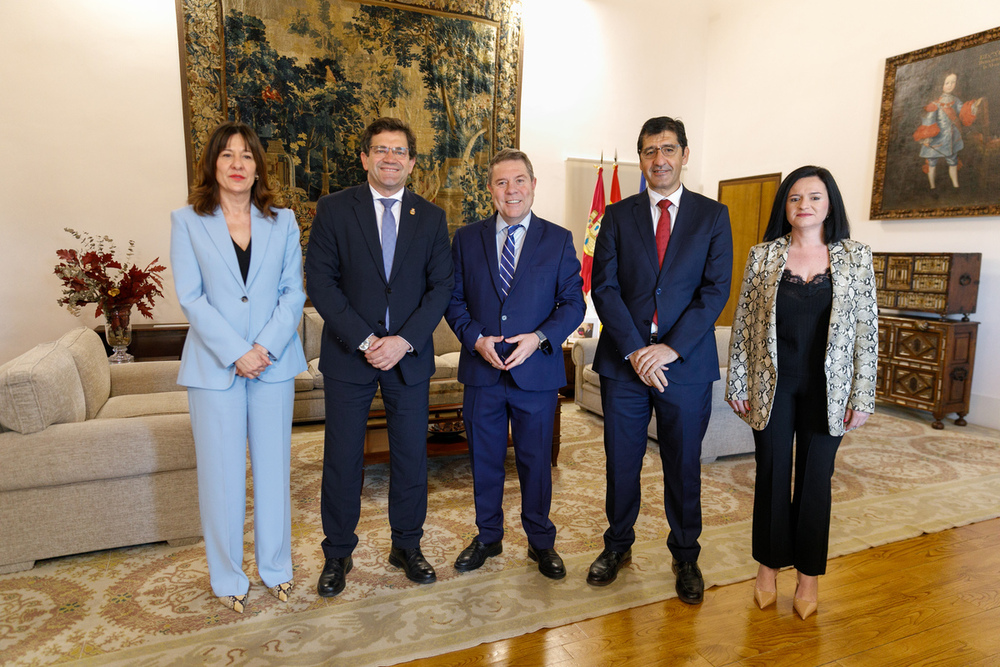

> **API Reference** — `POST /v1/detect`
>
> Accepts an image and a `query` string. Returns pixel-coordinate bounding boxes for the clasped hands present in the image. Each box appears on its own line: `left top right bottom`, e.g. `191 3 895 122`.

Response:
630 343 678 392
475 333 540 371
235 343 271 379
364 335 411 371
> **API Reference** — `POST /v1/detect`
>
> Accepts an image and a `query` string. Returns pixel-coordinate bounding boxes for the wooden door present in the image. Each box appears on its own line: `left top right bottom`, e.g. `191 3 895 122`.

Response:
716 173 781 326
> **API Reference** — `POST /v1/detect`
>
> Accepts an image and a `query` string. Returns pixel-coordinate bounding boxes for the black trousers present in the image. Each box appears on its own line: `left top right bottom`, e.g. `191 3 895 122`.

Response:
319 369 430 558
752 374 843 576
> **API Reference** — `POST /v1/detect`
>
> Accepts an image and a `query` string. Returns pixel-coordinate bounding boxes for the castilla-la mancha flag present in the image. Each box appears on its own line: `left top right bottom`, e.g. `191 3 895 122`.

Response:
580 168 605 294
581 163 622 294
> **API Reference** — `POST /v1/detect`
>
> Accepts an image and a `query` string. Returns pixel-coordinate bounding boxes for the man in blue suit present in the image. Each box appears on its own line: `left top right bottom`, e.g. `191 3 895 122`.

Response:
587 117 733 604
305 117 454 596
445 149 584 579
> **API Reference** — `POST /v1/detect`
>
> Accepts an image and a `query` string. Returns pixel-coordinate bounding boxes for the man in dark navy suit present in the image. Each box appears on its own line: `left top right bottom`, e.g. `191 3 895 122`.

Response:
305 117 454 596
445 149 584 579
587 117 733 603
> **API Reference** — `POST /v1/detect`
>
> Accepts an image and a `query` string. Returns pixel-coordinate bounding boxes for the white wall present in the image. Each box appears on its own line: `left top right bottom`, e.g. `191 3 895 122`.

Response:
1 0 997 427
520 0 712 244
0 0 190 360
701 0 1000 428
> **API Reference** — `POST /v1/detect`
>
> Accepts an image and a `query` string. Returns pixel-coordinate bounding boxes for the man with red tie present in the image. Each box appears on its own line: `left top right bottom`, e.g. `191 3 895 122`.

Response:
587 117 733 604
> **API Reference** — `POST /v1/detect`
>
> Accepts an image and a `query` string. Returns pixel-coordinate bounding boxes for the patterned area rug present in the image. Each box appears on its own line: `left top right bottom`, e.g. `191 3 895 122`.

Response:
2 403 998 666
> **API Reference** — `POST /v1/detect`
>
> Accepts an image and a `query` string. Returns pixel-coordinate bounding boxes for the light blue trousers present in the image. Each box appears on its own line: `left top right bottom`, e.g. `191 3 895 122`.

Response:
188 377 294 597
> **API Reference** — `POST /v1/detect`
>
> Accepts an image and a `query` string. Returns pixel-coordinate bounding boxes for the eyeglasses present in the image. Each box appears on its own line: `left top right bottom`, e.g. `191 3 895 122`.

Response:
641 144 682 159
369 145 409 158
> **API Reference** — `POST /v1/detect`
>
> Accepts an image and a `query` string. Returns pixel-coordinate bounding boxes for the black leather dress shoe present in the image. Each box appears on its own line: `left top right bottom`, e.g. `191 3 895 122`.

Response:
586 548 632 586
527 546 566 580
672 559 704 604
454 539 502 572
316 556 352 597
389 546 437 584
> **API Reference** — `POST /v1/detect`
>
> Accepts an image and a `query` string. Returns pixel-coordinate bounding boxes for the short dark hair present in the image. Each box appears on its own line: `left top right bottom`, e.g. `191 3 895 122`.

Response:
488 148 535 183
762 165 851 244
188 121 275 218
360 117 417 158
637 116 688 155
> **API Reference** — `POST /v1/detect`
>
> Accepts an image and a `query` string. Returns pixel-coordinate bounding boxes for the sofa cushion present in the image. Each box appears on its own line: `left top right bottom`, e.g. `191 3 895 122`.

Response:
307 359 323 389
428 378 464 406
0 414 195 492
431 351 460 379
433 319 461 355
301 308 324 362
57 327 111 419
582 364 601 387
294 369 314 392
95 392 190 420
715 326 732 369
0 342 86 434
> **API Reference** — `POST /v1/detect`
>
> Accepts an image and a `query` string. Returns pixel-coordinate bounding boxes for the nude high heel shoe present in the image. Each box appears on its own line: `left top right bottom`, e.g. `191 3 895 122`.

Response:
793 574 818 619
753 566 777 610
793 596 818 619
754 585 777 610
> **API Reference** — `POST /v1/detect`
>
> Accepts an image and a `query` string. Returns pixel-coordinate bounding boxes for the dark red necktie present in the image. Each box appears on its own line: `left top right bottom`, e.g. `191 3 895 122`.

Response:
655 199 671 267
653 199 671 326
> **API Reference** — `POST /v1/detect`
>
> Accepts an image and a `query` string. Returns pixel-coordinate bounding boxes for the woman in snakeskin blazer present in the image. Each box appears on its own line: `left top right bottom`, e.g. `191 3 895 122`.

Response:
725 166 878 620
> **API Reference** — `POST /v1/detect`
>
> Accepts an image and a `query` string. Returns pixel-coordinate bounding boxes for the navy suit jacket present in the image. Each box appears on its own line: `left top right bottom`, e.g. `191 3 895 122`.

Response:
170 205 307 390
304 184 454 386
446 213 585 391
591 187 733 385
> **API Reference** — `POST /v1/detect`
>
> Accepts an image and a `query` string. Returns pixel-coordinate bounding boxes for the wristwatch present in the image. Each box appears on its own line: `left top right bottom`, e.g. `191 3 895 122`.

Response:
358 334 374 352
534 330 552 353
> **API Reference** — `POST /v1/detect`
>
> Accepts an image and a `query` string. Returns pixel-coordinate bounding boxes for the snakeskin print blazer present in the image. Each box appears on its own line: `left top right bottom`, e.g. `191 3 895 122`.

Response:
725 235 878 436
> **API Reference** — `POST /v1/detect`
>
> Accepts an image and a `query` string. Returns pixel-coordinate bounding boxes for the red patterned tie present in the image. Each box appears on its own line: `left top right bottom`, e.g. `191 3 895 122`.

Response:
655 199 671 267
653 199 671 326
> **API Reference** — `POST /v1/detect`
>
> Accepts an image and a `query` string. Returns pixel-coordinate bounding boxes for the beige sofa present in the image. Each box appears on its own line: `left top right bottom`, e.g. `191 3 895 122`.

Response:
0 313 465 573
0 327 201 574
571 326 755 463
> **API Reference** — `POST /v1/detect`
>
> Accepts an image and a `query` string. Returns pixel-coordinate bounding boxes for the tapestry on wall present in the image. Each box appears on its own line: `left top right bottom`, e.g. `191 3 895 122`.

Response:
178 0 523 246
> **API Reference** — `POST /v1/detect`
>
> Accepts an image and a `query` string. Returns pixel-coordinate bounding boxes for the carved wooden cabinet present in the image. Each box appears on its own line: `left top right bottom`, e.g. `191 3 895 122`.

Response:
872 252 981 429
872 252 980 319
877 316 978 429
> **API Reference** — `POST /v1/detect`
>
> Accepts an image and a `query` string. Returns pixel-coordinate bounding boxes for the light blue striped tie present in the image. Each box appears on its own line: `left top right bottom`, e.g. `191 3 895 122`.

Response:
379 198 397 330
499 223 521 300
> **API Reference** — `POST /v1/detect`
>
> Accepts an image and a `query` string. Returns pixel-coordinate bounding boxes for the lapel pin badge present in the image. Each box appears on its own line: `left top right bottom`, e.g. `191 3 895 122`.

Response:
409 208 415 216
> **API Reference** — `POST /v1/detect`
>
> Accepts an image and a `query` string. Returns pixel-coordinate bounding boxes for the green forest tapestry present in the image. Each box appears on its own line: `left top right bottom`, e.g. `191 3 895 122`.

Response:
178 0 523 243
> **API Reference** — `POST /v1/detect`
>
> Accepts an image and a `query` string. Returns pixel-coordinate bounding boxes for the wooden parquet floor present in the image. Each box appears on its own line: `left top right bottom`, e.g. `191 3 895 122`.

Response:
402 518 1000 667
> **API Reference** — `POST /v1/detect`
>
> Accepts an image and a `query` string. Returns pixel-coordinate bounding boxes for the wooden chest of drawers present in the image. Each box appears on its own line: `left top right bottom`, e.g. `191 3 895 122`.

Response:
872 252 981 318
876 315 978 429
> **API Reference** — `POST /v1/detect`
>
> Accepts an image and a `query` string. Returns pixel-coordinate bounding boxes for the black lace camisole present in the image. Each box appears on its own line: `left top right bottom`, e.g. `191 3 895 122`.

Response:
775 268 832 381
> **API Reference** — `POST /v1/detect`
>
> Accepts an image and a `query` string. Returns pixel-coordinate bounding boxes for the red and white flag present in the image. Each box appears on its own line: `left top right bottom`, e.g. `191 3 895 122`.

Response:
580 167 605 295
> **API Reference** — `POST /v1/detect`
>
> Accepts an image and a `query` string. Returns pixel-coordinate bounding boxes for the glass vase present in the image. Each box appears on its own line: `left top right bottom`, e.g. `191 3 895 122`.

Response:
104 304 134 363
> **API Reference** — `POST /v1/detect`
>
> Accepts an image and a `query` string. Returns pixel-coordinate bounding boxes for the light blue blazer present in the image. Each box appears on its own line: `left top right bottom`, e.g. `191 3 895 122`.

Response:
170 204 307 390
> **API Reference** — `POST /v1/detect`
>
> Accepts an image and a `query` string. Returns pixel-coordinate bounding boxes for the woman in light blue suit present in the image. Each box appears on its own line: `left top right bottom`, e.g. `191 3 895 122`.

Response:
171 121 306 613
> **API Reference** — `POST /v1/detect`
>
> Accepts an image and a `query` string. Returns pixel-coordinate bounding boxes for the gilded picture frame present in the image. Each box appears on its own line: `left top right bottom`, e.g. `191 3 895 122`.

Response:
871 26 1000 220
176 0 523 244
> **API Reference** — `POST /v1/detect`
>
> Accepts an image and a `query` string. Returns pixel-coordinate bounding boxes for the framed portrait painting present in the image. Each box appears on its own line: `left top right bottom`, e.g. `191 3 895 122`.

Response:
871 26 1000 219
177 0 523 246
